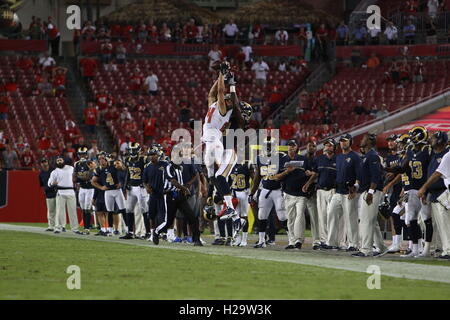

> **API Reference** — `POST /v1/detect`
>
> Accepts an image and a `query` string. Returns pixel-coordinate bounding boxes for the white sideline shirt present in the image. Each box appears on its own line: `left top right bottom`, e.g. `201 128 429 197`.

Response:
436 151 450 188
251 61 269 80
144 74 158 92
223 24 238 37
48 165 75 196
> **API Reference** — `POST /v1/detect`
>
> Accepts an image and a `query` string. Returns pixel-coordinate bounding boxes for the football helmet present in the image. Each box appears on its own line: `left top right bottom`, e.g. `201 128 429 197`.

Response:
203 205 217 221
396 133 410 154
128 142 141 157
148 143 163 158
408 126 428 145
239 101 253 122
77 147 88 158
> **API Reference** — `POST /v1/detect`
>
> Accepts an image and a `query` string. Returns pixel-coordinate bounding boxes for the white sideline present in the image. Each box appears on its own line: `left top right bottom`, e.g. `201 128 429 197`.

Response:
1 223 450 284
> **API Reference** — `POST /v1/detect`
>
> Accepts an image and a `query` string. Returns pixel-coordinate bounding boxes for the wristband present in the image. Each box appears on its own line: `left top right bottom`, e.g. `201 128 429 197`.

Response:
353 183 359 190
368 189 375 195
230 85 236 93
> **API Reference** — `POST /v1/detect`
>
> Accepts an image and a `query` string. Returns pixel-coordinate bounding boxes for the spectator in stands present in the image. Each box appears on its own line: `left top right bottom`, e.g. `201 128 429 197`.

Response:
368 25 381 45
399 58 411 88
81 21 96 40
136 20 148 43
119 132 133 156
84 101 98 137
37 133 51 153
63 141 76 163
4 77 17 95
223 20 239 44
242 43 253 69
252 57 269 87
16 55 34 71
115 41 127 64
104 59 118 72
184 19 198 44
366 52 380 69
353 24 367 45
29 17 44 40
123 119 138 133
173 22 183 43
250 90 264 125
100 38 113 64
376 104 389 118
120 107 132 123
277 59 287 72
129 70 144 95
0 130 7 153
404 20 416 44
178 95 192 123
14 136 26 155
413 57 424 83
80 57 98 84
52 66 67 97
353 99 369 115
275 28 289 46
39 52 56 72
201 24 212 43
336 21 349 46
64 120 81 144
0 91 9 120
316 23 329 59
234 47 246 70
143 112 157 144
38 75 53 97
19 144 35 170
2 144 19 170
148 25 159 44
46 17 60 57
384 22 398 45
405 0 419 20
369 104 379 117
389 59 401 84
268 86 283 112
104 106 119 124
428 0 440 20
144 70 159 96
280 119 296 145
160 22 172 42
425 17 437 44
88 140 99 160
208 44 222 72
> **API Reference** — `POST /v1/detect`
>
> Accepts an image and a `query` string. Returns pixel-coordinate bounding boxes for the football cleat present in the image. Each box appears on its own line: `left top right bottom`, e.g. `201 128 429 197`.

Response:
238 240 247 247
346 246 358 252
322 245 339 250
266 240 276 246
45 228 54 232
73 230 84 235
254 242 267 248
312 244 321 250
218 207 238 220
62 227 66 232
294 242 302 250
184 236 193 244
113 230 119 236
54 230 60 234
212 238 226 245
193 240 203 246
352 251 369 257
152 232 159 245
285 244 296 250
387 244 401 253
437 255 450 260
232 234 241 247
119 233 134 240
400 251 418 258
225 237 232 246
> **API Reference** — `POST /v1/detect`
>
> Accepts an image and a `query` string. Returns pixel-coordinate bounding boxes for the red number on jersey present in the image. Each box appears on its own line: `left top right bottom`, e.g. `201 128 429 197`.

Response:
206 106 215 123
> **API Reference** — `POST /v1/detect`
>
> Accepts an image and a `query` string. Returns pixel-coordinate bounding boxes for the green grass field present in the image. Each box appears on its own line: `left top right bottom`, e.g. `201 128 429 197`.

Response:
1 224 450 300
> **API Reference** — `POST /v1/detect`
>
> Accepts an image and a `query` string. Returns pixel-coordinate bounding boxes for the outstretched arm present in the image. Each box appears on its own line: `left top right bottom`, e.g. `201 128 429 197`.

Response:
208 79 218 107
217 73 227 116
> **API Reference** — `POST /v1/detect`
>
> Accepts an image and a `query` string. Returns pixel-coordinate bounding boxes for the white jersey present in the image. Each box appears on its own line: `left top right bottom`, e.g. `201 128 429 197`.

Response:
202 101 233 142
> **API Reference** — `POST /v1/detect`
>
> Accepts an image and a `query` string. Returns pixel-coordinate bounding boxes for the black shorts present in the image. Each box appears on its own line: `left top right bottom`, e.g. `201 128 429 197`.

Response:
95 199 107 213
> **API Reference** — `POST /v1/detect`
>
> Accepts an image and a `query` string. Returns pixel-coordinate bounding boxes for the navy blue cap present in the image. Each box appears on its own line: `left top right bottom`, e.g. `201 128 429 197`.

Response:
287 139 298 146
339 133 352 141
433 131 449 144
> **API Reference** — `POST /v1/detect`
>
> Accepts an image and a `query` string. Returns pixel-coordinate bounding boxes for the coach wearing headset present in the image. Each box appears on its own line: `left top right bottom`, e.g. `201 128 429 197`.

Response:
352 134 387 257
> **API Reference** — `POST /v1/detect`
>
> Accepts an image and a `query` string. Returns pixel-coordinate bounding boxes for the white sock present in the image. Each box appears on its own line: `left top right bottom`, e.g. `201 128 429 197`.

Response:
242 232 248 243
224 195 234 208
258 232 266 244
394 235 401 246
412 243 419 255
167 228 174 238
101 227 106 232
108 227 113 233
409 241 413 250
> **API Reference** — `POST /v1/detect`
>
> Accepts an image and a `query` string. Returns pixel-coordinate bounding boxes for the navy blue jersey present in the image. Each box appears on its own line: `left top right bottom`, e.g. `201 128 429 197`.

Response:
427 147 449 202
359 149 384 192
93 164 122 190
124 156 146 187
336 150 362 194
74 159 94 189
405 144 432 191
39 168 57 198
281 154 310 197
257 152 286 190
143 160 168 198
385 152 402 203
314 154 337 190
229 162 252 191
